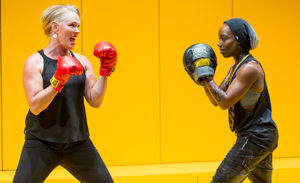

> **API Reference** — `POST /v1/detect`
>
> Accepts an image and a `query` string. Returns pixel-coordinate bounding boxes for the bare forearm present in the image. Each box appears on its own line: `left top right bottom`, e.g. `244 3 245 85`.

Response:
205 80 226 101
29 86 57 115
86 76 107 108
203 85 218 106
204 79 228 109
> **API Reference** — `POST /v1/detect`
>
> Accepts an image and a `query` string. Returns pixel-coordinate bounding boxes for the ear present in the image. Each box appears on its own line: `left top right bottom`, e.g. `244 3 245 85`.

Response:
51 21 59 34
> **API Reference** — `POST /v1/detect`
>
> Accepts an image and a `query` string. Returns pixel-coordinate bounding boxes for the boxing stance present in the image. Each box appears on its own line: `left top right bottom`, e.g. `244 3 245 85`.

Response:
13 5 116 183
183 18 278 183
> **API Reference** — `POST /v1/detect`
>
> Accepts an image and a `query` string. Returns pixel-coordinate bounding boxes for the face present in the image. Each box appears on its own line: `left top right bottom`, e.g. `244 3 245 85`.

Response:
217 24 241 58
54 11 80 49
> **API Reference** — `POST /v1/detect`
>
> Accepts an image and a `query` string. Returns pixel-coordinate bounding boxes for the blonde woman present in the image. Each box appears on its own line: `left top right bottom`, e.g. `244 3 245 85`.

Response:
13 5 116 183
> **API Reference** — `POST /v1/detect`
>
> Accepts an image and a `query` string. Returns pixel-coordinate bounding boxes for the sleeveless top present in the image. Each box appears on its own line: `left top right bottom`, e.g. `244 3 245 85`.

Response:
226 55 278 150
24 50 89 143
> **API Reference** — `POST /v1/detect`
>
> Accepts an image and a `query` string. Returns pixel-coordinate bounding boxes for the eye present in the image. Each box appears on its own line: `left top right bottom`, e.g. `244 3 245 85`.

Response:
69 23 80 28
220 36 227 42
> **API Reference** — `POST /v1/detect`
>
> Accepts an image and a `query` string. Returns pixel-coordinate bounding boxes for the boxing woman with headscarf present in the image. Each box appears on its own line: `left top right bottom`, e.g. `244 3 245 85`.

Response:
201 18 278 182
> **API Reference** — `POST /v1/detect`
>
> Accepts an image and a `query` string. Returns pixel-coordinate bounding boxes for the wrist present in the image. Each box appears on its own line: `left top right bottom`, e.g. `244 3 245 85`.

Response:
50 76 64 92
100 65 116 76
203 76 213 82
100 67 113 77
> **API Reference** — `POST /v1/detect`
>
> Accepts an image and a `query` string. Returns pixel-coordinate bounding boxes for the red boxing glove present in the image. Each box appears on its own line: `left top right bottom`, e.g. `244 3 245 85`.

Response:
93 41 117 77
50 56 83 92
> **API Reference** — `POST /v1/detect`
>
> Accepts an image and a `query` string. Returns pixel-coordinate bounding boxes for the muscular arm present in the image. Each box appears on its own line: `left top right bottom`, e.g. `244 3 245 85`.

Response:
23 54 57 115
76 54 107 108
203 85 218 106
203 64 233 106
204 79 227 108
204 63 260 110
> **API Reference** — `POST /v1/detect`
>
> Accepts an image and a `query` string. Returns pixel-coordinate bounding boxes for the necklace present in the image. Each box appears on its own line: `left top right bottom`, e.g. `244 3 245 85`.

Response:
225 54 250 89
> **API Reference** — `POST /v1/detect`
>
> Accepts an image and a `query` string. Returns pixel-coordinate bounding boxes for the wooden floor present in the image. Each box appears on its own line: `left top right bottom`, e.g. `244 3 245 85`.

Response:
0 158 299 183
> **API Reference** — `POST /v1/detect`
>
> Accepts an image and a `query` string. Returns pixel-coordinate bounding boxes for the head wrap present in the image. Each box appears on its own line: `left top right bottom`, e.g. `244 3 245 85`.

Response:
224 18 258 52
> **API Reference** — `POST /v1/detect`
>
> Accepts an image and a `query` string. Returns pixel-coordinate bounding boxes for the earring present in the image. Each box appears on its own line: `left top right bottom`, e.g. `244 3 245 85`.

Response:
53 33 57 39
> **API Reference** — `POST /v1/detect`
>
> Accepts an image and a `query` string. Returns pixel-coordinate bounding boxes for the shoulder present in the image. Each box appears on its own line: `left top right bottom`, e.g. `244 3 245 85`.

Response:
73 52 92 69
73 52 88 60
26 52 43 64
24 52 43 71
242 60 261 72
236 60 263 80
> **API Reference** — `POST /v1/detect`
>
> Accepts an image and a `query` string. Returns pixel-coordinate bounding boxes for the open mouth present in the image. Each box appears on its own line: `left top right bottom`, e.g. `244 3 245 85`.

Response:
70 37 76 45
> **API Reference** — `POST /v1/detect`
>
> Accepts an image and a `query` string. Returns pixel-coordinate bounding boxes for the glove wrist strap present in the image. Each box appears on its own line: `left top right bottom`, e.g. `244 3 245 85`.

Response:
50 76 64 92
100 67 115 77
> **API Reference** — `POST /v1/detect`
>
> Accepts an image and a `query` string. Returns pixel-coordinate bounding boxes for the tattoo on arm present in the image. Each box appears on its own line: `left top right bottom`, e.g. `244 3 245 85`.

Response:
219 80 226 91
203 84 218 106
205 79 227 102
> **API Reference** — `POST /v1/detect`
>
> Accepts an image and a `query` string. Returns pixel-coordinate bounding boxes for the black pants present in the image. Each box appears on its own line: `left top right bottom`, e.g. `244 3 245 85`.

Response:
13 138 113 183
212 136 274 183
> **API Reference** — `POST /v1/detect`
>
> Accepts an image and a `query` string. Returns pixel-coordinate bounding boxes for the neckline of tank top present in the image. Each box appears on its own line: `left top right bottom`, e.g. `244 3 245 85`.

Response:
41 50 75 61
225 54 250 89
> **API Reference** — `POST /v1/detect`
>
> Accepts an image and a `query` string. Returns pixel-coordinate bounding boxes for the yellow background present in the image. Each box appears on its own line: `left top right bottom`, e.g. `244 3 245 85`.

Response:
0 0 299 171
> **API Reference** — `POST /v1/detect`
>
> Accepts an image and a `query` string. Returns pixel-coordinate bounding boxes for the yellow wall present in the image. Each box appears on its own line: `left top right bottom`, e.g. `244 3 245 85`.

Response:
0 0 2 170
160 0 234 163
0 0 300 171
81 0 161 165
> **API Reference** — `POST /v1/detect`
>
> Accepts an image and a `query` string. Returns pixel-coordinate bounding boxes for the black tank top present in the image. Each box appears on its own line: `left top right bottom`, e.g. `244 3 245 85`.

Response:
227 55 278 150
24 50 89 143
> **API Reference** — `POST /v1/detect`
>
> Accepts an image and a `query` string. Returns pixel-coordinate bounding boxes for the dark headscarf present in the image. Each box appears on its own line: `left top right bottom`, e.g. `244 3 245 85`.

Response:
224 18 258 53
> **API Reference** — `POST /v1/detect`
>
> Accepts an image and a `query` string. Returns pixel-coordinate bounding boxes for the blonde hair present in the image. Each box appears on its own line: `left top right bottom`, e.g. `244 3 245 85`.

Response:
40 5 80 36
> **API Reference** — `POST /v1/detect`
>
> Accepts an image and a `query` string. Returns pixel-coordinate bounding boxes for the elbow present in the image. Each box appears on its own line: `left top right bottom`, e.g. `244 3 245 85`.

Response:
219 105 228 110
85 92 105 108
88 100 102 108
28 101 43 115
212 102 218 107
28 101 41 115
92 103 101 108
217 97 232 110
219 103 230 110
